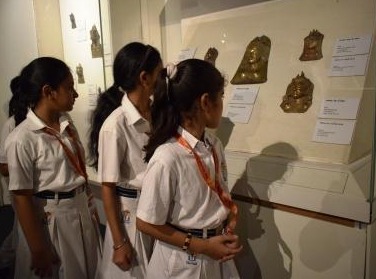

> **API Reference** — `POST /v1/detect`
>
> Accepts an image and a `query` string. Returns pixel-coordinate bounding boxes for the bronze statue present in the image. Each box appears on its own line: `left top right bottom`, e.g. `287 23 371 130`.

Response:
76 63 85 84
231 35 271 84
90 25 103 58
69 13 76 29
280 72 313 113
204 47 218 66
299 30 324 61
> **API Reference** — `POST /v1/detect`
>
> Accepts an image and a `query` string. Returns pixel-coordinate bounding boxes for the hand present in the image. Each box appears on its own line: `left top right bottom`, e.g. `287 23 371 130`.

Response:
30 247 60 278
222 234 243 262
202 234 242 262
112 242 133 271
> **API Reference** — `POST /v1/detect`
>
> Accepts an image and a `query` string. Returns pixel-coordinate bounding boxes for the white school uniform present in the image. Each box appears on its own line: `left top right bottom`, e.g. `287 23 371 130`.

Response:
0 116 15 205
0 116 17 269
5 110 102 279
96 93 152 279
137 127 240 279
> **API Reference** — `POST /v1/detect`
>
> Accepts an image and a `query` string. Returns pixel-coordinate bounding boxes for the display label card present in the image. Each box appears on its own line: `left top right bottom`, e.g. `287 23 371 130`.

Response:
88 84 100 108
104 53 113 67
177 48 197 61
76 19 87 42
312 119 356 145
229 85 259 104
332 35 372 56
318 97 360 119
329 54 368 76
223 104 254 124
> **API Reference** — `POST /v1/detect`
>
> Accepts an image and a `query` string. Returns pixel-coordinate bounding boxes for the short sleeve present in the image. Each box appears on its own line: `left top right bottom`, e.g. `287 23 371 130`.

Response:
6 135 34 191
0 118 15 164
97 125 127 183
137 159 176 225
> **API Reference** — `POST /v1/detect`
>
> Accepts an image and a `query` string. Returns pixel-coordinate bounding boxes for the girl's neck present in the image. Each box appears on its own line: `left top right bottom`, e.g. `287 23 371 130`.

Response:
127 90 151 120
181 119 205 141
33 105 60 131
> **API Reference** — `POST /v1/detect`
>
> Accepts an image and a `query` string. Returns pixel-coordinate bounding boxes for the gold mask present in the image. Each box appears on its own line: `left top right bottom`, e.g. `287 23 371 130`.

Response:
280 72 313 113
299 29 324 61
231 35 271 84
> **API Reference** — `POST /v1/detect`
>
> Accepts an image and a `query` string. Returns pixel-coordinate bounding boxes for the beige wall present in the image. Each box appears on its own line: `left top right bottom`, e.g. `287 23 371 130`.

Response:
0 0 38 126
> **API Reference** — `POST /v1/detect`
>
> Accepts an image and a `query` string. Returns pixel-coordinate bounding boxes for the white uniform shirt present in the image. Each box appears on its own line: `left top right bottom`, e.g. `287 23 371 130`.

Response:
5 110 86 192
137 127 230 230
98 93 149 189
0 116 16 164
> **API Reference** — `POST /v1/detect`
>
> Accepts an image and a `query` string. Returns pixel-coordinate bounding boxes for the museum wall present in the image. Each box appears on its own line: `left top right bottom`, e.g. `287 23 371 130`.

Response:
0 0 39 128
33 0 64 60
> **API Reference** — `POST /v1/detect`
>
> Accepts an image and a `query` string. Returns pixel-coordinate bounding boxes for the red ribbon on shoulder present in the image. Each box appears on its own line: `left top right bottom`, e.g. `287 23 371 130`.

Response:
175 133 238 234
43 125 88 182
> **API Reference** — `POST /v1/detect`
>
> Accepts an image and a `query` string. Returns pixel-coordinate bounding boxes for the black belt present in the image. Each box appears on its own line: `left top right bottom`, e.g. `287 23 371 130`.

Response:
169 223 223 239
34 185 86 200
115 186 138 199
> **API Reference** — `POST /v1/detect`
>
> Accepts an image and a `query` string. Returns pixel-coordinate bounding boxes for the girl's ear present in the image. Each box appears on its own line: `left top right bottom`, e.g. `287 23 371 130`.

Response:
200 92 211 112
139 70 149 87
41 84 54 99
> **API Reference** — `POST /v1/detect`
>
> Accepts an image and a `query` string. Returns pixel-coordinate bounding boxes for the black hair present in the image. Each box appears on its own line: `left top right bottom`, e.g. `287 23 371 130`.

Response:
144 58 225 162
88 42 161 170
10 57 71 126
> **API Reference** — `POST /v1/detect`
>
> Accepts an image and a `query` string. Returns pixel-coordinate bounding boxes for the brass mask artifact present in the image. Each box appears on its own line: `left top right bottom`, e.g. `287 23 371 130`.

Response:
204 47 218 66
280 72 313 113
90 25 103 58
299 29 324 61
231 35 271 84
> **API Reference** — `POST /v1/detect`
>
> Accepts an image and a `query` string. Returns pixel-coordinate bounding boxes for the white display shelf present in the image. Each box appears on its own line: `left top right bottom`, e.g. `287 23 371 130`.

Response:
227 150 372 223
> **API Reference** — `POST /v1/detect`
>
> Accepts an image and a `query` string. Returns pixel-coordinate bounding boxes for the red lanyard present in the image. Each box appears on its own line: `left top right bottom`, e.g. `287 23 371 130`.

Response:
43 125 88 182
175 133 238 233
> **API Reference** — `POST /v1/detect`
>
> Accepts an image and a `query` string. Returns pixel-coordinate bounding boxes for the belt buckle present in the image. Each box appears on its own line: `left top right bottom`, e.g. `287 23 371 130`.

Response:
202 228 208 239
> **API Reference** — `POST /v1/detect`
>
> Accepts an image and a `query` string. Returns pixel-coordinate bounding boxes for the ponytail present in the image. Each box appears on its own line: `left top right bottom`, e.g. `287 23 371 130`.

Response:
88 86 124 169
9 76 28 126
144 68 180 162
144 59 225 162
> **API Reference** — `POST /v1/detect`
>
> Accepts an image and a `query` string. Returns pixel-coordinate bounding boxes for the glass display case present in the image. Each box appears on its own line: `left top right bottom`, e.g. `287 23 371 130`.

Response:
111 0 376 225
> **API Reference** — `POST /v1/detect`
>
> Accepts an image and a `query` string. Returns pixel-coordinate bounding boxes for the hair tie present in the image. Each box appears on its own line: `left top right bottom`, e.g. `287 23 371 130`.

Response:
165 63 177 102
118 86 126 94
166 63 177 80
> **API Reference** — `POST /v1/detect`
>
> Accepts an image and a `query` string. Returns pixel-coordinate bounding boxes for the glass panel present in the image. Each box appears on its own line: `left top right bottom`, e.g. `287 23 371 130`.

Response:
156 0 376 222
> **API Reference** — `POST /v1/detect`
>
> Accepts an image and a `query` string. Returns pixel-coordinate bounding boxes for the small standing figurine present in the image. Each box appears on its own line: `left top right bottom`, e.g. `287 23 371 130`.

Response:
280 72 313 113
299 29 324 61
69 13 77 29
90 25 103 58
204 47 219 66
231 35 271 84
76 63 85 84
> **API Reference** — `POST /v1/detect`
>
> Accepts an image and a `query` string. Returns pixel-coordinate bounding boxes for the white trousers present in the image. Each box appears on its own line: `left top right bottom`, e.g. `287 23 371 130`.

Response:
14 191 102 279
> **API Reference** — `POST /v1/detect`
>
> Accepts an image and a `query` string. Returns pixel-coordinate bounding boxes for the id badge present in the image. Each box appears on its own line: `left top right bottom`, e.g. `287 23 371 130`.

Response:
121 209 131 224
186 253 198 265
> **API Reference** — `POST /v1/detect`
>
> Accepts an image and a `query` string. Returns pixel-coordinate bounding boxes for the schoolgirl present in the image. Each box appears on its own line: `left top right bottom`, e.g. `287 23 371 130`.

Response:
136 59 242 279
5 57 102 278
88 42 162 278
0 76 28 272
